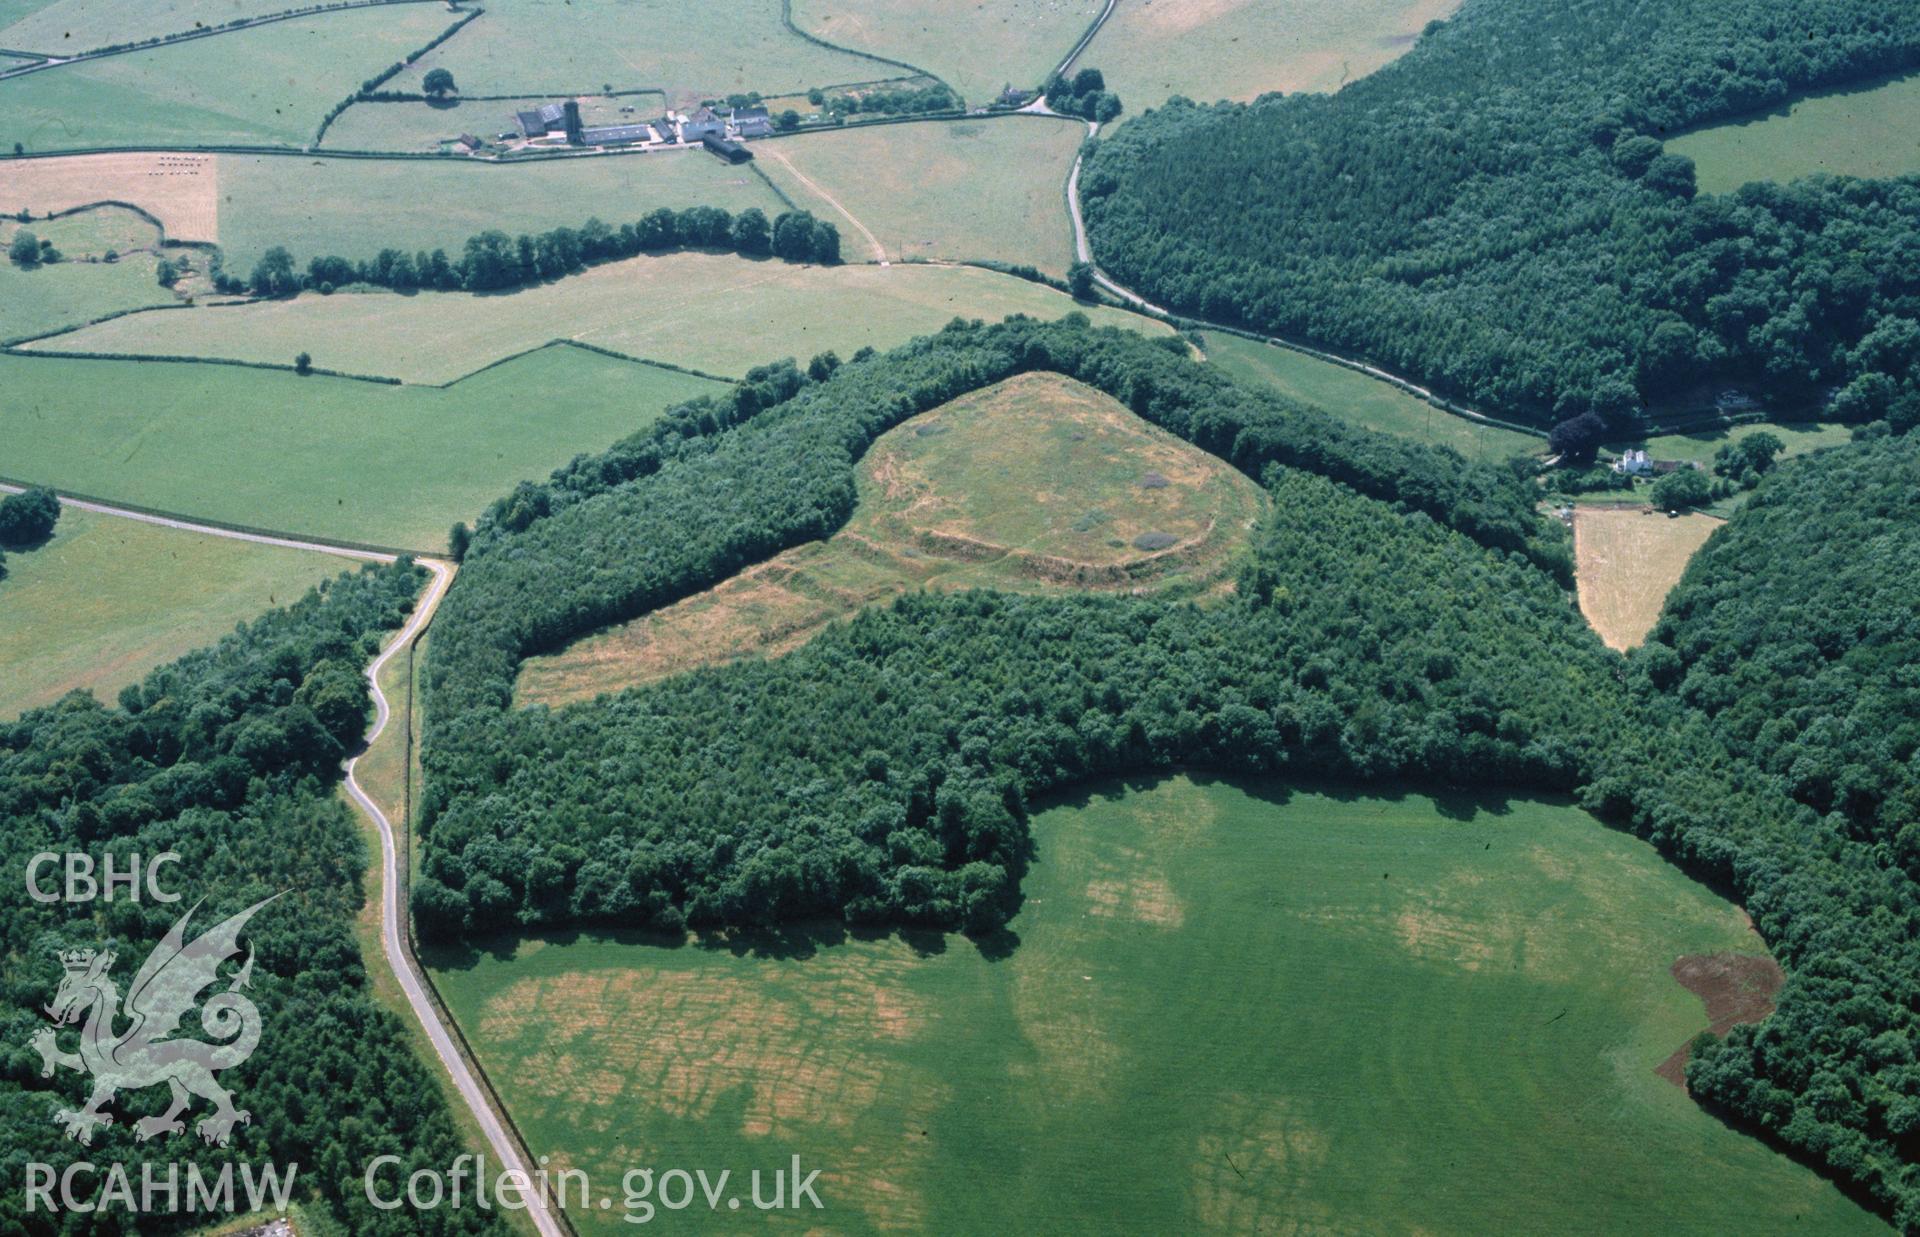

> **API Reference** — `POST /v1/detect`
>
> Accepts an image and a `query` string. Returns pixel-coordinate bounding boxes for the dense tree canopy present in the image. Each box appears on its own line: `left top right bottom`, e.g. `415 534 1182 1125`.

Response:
1080 0 1920 428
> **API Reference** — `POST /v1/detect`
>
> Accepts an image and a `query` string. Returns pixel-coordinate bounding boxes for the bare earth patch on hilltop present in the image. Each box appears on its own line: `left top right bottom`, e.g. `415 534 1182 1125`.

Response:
515 372 1269 707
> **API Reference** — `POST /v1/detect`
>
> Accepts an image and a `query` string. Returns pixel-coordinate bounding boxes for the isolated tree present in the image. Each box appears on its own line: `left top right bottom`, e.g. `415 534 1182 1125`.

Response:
422 67 458 98
449 521 471 562
0 485 60 546
11 142 21 156
8 229 38 267
731 207 771 256
1547 411 1608 463
156 258 179 287
294 351 313 375
1651 467 1711 511
777 109 801 131
1066 260 1096 300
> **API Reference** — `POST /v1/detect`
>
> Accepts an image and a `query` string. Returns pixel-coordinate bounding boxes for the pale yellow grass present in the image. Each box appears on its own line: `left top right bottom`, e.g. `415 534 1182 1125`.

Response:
32 252 1170 381
1573 507 1722 651
0 151 217 241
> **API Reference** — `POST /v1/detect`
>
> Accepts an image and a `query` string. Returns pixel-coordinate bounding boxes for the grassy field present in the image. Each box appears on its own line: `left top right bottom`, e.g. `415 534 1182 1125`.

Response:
0 208 173 340
0 151 218 241
0 0 317 54
1573 508 1722 651
35 254 1172 381
320 92 666 152
789 0 1103 105
0 508 351 717
1669 71 1920 195
0 5 455 151
385 0 885 107
1205 331 1541 461
755 116 1085 271
429 775 1880 1234
518 373 1266 704
214 150 784 273
1622 420 1854 468
1085 0 1459 113
0 346 723 549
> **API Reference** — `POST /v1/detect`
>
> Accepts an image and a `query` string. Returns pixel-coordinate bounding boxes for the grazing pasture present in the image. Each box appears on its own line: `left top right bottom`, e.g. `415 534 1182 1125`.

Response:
1623 420 1853 469
0 5 456 151
34 254 1172 381
214 150 783 272
320 92 665 152
385 0 885 107
0 346 723 548
1204 331 1540 462
0 151 218 242
0 0 313 54
756 116 1085 271
0 508 348 717
516 373 1265 705
789 0 1104 105
430 775 1879 1234
1668 71 1920 195
1573 507 1722 651
0 208 172 340
1084 0 1460 113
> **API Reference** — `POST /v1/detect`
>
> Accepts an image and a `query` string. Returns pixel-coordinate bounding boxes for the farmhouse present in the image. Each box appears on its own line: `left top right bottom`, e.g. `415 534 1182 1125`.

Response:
731 105 773 138
678 106 726 143
1613 449 1653 477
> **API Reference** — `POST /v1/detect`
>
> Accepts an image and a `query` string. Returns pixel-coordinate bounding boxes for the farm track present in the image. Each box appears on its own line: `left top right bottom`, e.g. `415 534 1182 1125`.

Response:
0 483 563 1237
759 144 889 263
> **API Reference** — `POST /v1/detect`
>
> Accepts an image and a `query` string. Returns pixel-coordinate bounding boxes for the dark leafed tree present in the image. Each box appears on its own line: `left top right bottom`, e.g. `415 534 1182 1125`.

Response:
422 67 458 97
0 485 60 547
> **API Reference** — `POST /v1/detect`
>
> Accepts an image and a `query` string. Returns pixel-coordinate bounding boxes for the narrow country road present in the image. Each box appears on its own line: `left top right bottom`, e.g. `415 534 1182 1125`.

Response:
1 484 565 1237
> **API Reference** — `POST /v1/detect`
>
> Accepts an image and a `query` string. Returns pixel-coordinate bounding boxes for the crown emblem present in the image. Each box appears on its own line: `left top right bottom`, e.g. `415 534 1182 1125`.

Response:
59 948 98 973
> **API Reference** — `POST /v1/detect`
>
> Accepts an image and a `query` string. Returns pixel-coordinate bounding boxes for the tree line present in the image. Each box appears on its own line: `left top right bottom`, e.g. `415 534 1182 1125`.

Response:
0 560 508 1233
1079 0 1920 440
231 205 841 297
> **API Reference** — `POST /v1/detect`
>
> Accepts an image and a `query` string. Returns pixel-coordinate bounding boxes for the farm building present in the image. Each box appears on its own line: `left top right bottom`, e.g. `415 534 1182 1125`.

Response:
703 134 752 163
678 106 725 143
731 105 773 138
579 122 655 145
1613 449 1653 476
514 101 571 138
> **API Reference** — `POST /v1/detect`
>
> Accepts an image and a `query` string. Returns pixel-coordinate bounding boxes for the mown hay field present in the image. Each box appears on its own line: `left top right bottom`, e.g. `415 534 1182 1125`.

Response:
516 372 1267 705
0 346 724 549
214 150 784 273
788 0 1104 106
756 116 1085 272
1085 0 1459 113
0 4 455 151
1668 71 1920 195
34 253 1172 381
0 151 217 241
1205 331 1541 462
0 507 351 717
430 775 1880 1235
1573 507 1722 651
385 0 886 107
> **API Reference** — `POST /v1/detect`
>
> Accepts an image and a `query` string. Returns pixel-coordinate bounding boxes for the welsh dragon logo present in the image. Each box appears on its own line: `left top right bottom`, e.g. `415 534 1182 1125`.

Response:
29 895 278 1147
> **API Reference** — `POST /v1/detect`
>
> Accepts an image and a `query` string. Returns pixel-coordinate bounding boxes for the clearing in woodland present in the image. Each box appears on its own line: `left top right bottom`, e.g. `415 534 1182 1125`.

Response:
385 0 886 108
788 0 1104 107
0 508 349 718
1573 507 1722 651
1083 0 1460 114
428 775 1880 1235
213 150 785 274
516 372 1267 705
0 346 724 550
0 151 217 242
0 5 456 151
34 254 1172 382
756 116 1086 272
1668 71 1920 195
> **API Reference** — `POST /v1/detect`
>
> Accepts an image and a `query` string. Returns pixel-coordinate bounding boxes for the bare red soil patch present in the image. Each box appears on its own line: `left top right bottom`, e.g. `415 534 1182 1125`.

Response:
1655 952 1785 1087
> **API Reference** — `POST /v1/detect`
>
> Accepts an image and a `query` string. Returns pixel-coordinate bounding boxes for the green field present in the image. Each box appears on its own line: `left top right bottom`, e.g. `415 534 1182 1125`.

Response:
320 92 666 152
429 775 1879 1234
214 150 784 273
757 116 1085 271
1669 71 1920 195
0 208 173 340
0 508 351 717
518 372 1265 704
0 0 314 54
0 4 455 152
1619 420 1854 467
0 346 724 548
1086 0 1458 113
34 253 1172 381
1205 331 1541 461
789 0 1103 105
385 0 886 107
